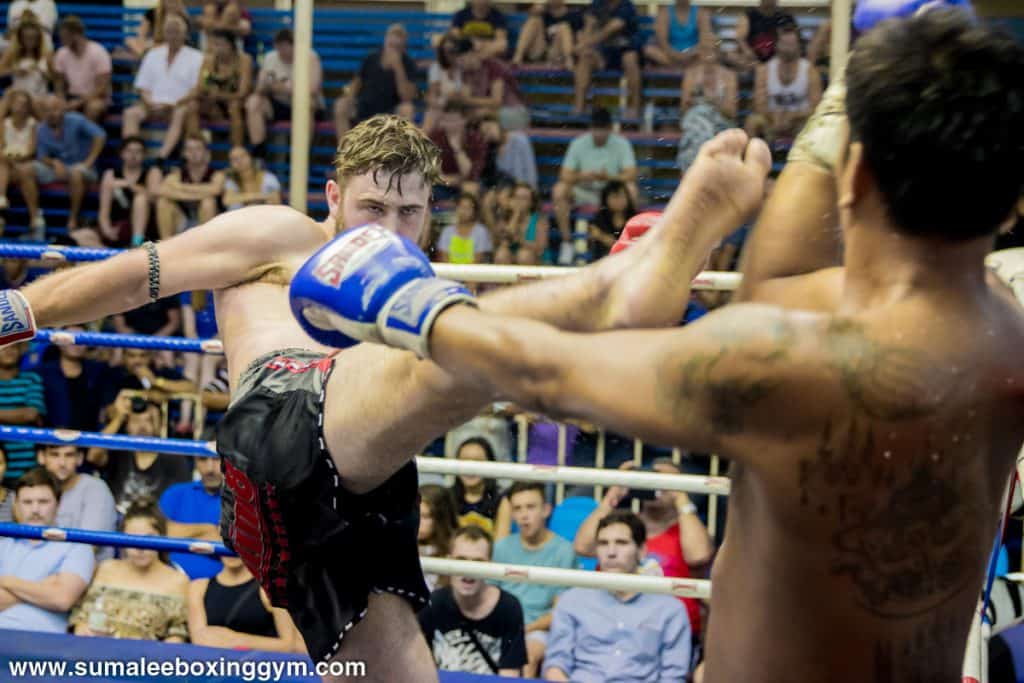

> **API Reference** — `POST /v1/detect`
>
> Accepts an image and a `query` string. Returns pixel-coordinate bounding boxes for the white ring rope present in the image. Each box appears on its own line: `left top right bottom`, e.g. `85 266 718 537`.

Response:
433 263 741 290
421 557 711 600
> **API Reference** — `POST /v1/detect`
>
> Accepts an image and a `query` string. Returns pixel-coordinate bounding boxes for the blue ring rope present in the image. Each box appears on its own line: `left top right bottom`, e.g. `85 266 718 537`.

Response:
0 522 235 557
0 425 216 457
36 329 222 354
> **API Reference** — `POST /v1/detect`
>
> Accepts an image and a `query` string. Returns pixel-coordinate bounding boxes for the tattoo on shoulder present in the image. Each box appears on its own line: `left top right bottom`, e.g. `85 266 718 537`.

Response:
824 319 952 421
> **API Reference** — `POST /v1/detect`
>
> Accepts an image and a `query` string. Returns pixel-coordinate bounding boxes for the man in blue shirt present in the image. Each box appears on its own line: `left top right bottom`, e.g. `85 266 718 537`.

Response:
160 454 223 579
0 342 46 485
0 468 95 634
543 510 692 682
21 94 106 237
492 482 578 678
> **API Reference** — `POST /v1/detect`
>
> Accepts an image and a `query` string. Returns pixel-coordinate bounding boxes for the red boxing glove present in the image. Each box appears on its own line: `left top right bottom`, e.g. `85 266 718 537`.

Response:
610 211 662 254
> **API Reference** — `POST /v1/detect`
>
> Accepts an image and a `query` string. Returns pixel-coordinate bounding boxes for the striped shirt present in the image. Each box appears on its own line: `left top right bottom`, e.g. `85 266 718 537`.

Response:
0 371 47 484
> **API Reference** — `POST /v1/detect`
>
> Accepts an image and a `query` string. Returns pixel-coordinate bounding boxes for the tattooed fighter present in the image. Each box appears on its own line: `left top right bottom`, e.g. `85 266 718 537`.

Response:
319 11 1024 683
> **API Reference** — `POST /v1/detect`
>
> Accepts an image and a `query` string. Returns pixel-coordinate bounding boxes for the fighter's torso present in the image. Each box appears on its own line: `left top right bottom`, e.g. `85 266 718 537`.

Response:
704 271 1024 683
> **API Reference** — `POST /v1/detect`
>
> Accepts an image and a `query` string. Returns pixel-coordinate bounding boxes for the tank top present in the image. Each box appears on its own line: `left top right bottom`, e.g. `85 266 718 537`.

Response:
203 576 278 638
668 3 700 52
12 56 49 97
766 58 810 112
3 117 35 157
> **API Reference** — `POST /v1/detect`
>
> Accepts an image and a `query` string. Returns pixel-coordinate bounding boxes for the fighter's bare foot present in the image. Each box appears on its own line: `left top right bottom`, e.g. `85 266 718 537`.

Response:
603 129 772 328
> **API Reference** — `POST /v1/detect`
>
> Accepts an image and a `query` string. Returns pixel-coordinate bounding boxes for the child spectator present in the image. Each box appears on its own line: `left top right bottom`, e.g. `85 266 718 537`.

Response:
450 437 508 537
419 483 459 592
221 145 281 211
437 194 493 264
0 89 37 222
184 29 252 148
70 500 189 641
494 182 548 266
589 180 635 261
0 341 46 485
188 555 297 652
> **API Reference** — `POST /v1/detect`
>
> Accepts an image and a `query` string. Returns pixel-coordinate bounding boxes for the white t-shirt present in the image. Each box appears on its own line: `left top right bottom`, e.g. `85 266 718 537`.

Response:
7 0 56 32
258 48 325 109
428 62 463 104
133 44 203 105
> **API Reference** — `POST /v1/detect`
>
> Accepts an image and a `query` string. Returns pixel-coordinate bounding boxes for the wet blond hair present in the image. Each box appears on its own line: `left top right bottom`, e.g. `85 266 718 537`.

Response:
334 114 440 195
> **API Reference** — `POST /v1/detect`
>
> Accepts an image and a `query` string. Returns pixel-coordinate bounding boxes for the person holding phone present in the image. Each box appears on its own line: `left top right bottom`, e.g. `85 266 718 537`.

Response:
572 457 713 636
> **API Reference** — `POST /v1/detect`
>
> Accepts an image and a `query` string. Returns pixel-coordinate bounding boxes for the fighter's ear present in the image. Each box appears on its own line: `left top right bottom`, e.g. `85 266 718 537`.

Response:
325 179 343 221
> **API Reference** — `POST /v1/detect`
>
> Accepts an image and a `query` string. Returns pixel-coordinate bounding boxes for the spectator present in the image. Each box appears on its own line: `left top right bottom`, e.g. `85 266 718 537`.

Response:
492 482 578 678
333 24 416 139
0 448 12 522
28 93 105 233
0 15 54 106
246 28 324 151
154 133 225 240
551 108 637 265
184 29 252 148
188 554 297 651
512 0 581 69
419 525 527 676
676 38 738 174
123 0 188 60
419 483 459 592
478 114 538 190
113 295 181 346
69 500 189 641
456 43 529 131
437 194 493 265
572 0 642 118
36 325 113 433
7 0 57 40
197 0 251 45
221 145 281 211
159 454 223 580
122 14 203 163
451 0 509 60
79 136 163 248
573 458 713 635
37 443 117 559
543 511 692 682
643 0 711 68
424 34 464 134
53 16 111 123
733 0 797 68
87 395 192 513
0 468 94 634
589 179 635 261
0 342 46 485
449 438 509 535
0 89 37 222
752 23 822 142
106 348 195 420
430 101 488 189
494 182 548 266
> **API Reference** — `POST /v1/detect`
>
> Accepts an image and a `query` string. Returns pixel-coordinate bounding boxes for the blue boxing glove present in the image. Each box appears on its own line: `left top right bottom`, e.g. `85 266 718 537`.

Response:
854 0 973 33
289 224 476 358
0 289 36 348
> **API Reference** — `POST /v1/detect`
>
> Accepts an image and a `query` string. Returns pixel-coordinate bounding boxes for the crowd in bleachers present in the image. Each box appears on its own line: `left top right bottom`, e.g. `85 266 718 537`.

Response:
7 2 1022 682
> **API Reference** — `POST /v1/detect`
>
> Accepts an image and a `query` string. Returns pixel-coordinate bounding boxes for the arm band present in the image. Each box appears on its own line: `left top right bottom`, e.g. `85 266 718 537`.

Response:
143 241 161 303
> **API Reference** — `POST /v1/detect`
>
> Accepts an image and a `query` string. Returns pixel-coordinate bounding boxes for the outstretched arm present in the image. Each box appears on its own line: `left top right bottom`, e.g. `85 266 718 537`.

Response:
428 303 812 454
21 205 322 328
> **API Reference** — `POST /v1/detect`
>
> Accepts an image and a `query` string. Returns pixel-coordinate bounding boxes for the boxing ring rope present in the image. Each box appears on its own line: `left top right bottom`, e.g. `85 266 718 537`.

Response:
0 241 742 291
0 523 711 600
35 329 225 354
0 426 732 496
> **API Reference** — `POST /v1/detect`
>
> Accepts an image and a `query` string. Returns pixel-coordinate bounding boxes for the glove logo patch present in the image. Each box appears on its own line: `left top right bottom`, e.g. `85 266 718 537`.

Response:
313 226 388 289
0 290 33 339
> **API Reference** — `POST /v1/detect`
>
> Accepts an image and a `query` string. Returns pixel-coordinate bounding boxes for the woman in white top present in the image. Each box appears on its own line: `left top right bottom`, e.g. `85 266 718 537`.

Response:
0 16 54 105
423 33 464 133
0 89 37 216
221 145 281 211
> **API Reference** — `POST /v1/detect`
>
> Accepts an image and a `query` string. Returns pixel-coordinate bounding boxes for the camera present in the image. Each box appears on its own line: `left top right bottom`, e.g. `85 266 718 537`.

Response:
130 397 151 414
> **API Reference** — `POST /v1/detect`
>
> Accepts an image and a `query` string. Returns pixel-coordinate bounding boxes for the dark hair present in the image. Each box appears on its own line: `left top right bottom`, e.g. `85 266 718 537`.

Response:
437 34 460 70
14 467 61 501
599 180 635 214
591 107 612 129
122 497 171 565
452 437 498 505
274 28 293 45
845 10 1024 240
450 524 493 556
209 28 236 48
59 15 85 36
507 481 546 503
419 484 459 551
597 510 647 546
121 135 146 153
